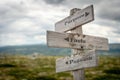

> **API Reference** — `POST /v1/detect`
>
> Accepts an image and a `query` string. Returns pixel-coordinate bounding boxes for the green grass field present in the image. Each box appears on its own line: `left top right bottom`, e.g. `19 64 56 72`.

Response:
0 55 119 80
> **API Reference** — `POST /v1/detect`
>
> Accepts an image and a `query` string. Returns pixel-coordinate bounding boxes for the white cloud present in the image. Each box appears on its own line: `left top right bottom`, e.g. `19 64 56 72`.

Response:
83 23 118 43
9 18 41 32
34 35 46 43
83 24 111 36
0 33 26 46
0 0 120 46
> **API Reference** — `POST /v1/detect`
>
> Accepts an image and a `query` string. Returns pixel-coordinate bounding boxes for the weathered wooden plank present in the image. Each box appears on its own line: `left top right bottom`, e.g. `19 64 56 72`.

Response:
47 31 109 50
55 5 94 32
56 49 98 73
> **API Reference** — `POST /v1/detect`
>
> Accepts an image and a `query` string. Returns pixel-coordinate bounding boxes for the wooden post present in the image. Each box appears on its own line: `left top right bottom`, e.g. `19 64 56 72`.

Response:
72 69 84 80
71 28 85 80
70 8 85 80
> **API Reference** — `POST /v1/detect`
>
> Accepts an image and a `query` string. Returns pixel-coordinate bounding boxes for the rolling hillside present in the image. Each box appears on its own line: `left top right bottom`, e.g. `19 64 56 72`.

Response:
0 44 120 56
0 44 71 56
0 44 120 80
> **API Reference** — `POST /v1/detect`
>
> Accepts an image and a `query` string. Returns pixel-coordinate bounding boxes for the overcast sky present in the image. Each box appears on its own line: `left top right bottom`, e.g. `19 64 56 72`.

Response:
0 0 120 46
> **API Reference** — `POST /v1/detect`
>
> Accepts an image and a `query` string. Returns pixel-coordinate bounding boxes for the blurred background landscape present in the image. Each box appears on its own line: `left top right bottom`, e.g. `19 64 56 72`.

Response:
0 43 120 80
0 0 120 80
0 43 120 56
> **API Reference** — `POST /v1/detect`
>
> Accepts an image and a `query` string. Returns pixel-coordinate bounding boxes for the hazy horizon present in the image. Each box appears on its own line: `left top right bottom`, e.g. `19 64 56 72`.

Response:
0 43 120 47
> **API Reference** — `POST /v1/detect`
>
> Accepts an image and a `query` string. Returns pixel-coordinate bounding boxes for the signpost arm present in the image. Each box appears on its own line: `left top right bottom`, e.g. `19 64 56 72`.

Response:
70 8 85 80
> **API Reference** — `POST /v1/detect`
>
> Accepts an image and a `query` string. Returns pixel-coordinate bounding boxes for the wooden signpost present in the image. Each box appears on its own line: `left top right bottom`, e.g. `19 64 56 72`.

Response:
47 5 109 80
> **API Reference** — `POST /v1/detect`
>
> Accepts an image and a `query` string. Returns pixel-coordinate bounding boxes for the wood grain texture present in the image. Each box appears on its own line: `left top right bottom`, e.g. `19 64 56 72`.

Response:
72 69 85 80
56 49 98 73
47 31 109 50
55 5 94 32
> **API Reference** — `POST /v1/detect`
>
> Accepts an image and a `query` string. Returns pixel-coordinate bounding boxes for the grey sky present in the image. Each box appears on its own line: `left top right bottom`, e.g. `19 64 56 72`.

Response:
0 0 120 46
